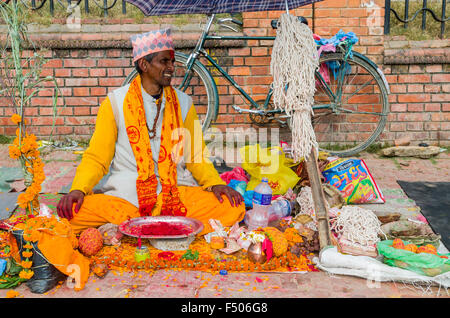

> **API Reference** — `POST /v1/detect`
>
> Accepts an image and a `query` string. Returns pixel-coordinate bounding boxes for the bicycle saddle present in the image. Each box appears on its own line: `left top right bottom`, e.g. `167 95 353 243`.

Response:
271 16 308 29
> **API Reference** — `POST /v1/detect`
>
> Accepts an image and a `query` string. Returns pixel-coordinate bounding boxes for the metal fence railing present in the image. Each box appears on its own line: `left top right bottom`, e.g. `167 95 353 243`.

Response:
3 0 449 39
3 0 129 17
384 0 448 39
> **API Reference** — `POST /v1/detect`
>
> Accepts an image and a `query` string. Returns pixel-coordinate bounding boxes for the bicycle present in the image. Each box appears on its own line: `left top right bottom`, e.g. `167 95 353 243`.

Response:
124 14 390 157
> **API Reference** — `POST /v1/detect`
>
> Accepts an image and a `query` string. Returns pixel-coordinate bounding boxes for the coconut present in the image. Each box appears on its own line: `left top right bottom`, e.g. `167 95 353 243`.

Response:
78 228 103 256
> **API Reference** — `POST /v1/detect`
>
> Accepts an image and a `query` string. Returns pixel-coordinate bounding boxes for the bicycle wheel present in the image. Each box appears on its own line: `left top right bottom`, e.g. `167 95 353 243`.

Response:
308 52 389 157
123 52 218 131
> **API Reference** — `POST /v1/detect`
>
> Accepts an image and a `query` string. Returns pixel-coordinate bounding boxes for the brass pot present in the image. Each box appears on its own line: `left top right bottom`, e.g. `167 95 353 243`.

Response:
247 242 266 264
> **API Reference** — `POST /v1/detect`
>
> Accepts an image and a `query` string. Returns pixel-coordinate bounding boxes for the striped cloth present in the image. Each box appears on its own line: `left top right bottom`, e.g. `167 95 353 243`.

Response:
125 0 323 16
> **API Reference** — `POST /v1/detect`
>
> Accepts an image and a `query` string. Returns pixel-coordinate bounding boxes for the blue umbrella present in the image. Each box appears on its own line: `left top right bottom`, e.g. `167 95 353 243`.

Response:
124 0 323 16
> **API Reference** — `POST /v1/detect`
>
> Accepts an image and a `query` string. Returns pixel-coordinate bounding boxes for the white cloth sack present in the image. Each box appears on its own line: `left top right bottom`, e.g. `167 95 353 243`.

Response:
314 246 450 289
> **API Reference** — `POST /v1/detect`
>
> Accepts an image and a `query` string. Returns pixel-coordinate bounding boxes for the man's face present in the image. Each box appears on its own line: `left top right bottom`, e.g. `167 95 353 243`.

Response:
142 50 175 88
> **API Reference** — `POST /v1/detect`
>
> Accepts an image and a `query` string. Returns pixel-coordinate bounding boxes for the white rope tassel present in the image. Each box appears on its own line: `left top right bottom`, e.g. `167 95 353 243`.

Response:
270 13 319 162
331 206 384 247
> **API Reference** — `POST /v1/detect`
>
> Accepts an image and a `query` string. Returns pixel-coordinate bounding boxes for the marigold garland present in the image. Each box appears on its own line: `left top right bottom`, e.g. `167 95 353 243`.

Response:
18 238 35 280
8 114 45 216
7 114 48 281
90 236 317 275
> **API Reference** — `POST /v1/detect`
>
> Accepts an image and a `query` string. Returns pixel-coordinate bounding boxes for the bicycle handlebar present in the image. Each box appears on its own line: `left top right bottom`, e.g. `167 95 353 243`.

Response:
217 17 243 33
217 17 243 26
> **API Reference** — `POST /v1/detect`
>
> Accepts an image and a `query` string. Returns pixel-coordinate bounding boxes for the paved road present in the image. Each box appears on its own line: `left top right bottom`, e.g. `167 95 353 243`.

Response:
0 145 449 298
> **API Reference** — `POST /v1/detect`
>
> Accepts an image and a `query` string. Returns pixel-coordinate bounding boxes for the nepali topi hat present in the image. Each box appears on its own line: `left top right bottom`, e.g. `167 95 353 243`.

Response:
130 28 174 63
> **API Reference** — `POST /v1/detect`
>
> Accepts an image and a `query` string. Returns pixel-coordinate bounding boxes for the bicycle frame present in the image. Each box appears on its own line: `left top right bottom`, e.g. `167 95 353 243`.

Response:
120 14 389 156
181 14 346 122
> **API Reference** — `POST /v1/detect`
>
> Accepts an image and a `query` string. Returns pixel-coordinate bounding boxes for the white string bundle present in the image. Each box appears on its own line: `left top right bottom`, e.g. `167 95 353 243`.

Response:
270 13 319 162
295 186 330 231
331 206 384 247
296 186 314 217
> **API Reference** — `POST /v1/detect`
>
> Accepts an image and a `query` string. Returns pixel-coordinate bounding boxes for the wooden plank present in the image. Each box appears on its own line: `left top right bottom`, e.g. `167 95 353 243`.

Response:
305 147 332 249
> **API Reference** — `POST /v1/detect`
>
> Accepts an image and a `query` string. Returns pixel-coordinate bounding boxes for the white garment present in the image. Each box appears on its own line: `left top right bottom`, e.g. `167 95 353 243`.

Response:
100 85 199 207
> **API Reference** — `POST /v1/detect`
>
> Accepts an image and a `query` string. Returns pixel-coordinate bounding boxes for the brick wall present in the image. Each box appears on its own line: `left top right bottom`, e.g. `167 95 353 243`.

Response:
0 0 449 147
383 40 450 145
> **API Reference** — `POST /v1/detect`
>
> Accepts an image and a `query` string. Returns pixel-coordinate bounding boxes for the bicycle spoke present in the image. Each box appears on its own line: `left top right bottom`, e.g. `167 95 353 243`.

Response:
341 77 376 106
338 108 386 116
309 52 389 157
342 63 360 90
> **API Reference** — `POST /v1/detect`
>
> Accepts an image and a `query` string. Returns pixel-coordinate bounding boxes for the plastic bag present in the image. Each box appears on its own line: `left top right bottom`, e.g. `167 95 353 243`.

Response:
0 259 6 276
11 229 66 294
377 240 450 277
227 179 247 196
220 167 249 184
240 145 300 195
244 190 254 208
322 158 385 204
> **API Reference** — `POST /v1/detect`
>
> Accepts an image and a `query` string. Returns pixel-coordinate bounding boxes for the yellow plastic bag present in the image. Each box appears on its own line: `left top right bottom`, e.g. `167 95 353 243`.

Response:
239 144 300 195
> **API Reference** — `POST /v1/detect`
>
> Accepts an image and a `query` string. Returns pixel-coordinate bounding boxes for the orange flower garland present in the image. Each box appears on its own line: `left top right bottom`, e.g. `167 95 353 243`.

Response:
8 114 45 216
7 113 46 281
18 239 34 280
90 236 317 275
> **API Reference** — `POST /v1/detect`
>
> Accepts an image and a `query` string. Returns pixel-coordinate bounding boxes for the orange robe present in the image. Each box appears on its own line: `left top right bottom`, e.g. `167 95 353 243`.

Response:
68 86 244 234
69 187 244 236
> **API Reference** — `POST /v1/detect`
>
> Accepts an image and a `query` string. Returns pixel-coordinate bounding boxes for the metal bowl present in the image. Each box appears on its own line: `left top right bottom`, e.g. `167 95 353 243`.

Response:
119 215 204 239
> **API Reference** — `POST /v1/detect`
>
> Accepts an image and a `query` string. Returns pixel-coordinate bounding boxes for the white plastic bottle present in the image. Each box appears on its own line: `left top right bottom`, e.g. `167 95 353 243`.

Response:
268 199 293 223
248 178 272 230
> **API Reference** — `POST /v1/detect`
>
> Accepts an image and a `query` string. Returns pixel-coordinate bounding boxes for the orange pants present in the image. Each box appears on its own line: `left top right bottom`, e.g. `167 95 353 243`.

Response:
69 186 245 235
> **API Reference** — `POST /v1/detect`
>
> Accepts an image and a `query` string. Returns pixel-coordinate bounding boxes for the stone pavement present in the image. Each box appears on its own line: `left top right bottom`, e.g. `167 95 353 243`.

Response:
0 144 449 298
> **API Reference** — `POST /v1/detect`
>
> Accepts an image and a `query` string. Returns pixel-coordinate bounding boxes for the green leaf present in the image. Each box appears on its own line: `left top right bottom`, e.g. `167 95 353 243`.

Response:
0 275 25 289
181 249 199 261
3 246 10 254
6 258 23 276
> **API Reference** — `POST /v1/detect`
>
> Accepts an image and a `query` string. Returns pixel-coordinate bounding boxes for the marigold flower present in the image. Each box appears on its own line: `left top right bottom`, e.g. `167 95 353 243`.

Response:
21 260 33 269
28 183 41 197
8 145 21 159
17 193 32 209
11 114 22 125
20 134 38 155
22 251 33 258
19 270 34 280
5 290 20 298
24 243 33 249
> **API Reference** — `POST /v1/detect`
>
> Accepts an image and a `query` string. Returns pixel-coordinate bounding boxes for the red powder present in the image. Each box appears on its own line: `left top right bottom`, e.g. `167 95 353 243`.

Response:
134 222 193 236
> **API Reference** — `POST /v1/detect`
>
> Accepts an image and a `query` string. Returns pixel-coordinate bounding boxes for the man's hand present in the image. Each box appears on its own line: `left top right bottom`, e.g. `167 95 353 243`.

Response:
57 190 85 220
211 185 243 207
